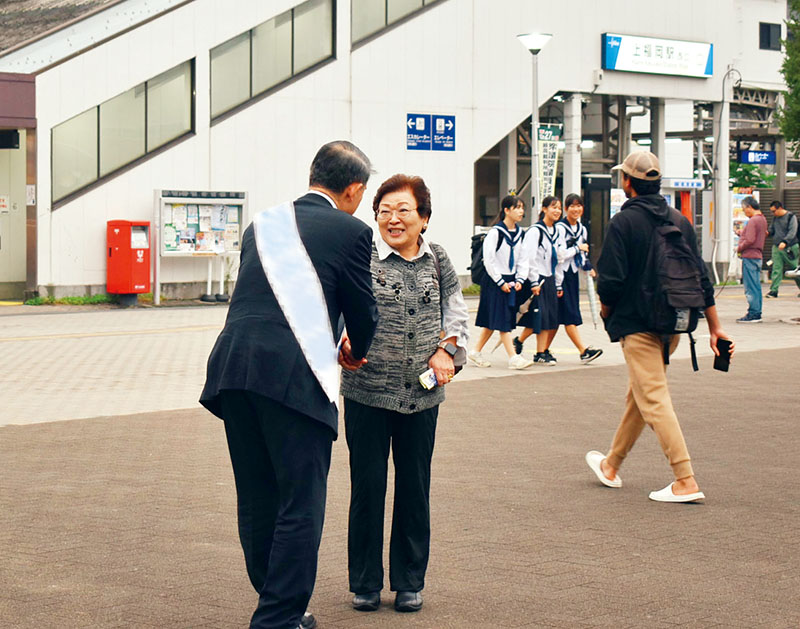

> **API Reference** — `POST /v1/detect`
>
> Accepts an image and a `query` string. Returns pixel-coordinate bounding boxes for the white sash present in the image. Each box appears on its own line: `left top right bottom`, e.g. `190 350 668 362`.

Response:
253 202 339 405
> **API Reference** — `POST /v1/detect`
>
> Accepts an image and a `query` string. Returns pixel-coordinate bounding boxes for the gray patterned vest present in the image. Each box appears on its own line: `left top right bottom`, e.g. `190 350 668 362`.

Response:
341 242 459 414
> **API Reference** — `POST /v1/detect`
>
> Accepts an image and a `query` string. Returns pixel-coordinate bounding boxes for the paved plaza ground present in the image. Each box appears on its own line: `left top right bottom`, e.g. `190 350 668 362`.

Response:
1 287 799 627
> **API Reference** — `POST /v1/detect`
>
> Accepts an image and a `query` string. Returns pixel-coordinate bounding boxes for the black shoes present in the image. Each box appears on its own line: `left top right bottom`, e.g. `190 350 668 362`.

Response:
513 336 523 355
299 611 317 629
394 591 423 612
766 290 778 298
352 592 380 612
533 352 556 365
580 347 603 364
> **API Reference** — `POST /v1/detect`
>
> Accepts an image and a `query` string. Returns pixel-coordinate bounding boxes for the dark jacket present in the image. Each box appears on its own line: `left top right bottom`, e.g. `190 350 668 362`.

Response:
200 192 379 436
596 194 714 342
768 211 798 248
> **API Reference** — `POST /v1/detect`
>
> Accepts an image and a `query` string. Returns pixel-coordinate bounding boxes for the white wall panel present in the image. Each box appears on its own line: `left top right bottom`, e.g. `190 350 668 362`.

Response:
31 0 787 290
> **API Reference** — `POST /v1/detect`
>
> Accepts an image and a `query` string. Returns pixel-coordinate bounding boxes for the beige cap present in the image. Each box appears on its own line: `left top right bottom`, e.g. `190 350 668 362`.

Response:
611 151 662 181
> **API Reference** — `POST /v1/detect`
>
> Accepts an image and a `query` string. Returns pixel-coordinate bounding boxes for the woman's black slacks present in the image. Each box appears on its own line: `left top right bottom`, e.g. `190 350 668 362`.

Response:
344 398 438 595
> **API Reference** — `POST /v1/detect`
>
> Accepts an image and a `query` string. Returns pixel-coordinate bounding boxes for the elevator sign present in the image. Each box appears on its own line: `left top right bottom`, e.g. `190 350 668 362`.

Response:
407 113 455 151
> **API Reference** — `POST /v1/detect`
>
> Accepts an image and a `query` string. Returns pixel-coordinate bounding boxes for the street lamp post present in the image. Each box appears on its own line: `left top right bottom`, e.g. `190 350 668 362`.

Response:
517 33 552 213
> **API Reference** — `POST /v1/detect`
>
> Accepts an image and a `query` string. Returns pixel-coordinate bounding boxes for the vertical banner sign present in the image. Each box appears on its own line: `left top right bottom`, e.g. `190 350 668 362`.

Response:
537 124 563 198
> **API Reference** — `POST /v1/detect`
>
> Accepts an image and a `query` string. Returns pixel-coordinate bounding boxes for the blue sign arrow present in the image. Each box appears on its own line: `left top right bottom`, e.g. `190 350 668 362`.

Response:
407 114 432 151
432 115 456 151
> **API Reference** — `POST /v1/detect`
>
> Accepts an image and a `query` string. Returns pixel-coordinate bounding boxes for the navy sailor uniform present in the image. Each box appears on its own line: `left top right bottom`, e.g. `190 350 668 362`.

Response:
556 219 591 326
475 223 525 332
517 220 562 332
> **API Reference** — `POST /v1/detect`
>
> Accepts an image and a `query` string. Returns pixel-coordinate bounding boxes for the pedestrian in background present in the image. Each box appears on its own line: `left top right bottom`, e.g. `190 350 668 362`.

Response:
735 196 767 323
514 196 563 365
469 194 532 370
339 174 469 615
586 151 733 503
554 193 603 364
200 141 379 629
765 200 800 298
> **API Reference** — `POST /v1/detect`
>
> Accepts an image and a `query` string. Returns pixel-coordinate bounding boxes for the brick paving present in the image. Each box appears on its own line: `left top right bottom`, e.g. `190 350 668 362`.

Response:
2 347 799 627
1 288 800 627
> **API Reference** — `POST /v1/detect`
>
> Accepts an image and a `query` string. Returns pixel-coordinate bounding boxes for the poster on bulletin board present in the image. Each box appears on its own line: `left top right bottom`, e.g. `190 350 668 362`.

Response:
153 189 248 305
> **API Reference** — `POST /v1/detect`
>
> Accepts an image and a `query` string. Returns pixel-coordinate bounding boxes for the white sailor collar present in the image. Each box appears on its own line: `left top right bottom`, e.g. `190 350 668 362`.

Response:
374 231 433 262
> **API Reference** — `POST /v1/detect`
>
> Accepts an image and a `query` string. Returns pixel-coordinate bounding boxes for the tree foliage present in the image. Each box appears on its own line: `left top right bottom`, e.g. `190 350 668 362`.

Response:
729 161 776 189
777 0 800 153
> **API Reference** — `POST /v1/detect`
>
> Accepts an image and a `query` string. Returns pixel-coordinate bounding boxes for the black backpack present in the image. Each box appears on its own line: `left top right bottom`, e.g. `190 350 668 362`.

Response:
469 229 505 285
637 207 706 369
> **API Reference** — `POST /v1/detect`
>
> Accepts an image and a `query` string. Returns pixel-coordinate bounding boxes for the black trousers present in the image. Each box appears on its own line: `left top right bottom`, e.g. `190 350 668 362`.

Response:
219 390 333 629
344 398 438 594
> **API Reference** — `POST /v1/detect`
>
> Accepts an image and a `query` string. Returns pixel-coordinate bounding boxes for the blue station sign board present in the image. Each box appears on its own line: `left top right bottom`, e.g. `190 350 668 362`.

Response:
407 113 455 151
739 150 776 165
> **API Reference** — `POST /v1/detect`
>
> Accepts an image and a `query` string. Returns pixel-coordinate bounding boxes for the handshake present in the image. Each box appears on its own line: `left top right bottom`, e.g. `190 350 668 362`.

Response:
338 334 367 371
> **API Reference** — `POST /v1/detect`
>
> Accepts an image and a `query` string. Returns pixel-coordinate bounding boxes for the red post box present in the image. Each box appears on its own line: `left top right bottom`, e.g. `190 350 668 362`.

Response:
107 220 151 294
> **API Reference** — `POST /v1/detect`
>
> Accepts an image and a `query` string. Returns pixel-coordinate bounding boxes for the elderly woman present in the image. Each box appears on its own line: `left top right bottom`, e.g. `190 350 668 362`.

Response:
338 174 468 614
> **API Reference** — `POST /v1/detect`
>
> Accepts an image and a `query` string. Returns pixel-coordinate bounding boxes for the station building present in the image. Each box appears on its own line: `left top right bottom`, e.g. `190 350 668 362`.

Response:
0 0 789 299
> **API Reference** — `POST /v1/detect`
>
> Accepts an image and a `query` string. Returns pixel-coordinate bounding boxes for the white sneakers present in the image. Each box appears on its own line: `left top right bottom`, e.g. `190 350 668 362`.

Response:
467 350 491 368
508 354 534 370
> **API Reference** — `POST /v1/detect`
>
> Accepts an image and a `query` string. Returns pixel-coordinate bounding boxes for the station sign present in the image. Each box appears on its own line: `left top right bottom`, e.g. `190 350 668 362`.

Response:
662 178 704 190
739 150 776 165
602 33 713 78
407 113 455 151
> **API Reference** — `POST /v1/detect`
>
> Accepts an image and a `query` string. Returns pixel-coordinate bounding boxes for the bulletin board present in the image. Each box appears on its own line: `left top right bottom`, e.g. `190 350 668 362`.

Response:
153 189 248 305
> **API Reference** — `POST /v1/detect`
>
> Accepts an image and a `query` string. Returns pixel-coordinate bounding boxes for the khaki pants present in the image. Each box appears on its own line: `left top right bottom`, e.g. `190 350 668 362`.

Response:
606 332 694 481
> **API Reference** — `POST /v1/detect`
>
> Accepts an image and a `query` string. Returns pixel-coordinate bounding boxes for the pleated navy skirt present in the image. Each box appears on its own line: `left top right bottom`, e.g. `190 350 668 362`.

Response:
558 268 583 326
476 274 517 332
518 275 558 333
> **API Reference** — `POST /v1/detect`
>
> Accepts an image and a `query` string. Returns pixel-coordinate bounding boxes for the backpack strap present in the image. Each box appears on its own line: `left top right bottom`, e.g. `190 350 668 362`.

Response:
661 333 698 371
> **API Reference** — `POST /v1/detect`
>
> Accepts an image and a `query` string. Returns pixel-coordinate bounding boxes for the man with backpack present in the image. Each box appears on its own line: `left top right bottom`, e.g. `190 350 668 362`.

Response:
765 200 800 298
584 151 734 503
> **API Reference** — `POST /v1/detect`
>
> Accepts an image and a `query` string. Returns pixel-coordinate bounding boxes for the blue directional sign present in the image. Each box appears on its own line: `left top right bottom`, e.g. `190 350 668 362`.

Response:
407 114 432 150
739 150 776 165
432 114 456 151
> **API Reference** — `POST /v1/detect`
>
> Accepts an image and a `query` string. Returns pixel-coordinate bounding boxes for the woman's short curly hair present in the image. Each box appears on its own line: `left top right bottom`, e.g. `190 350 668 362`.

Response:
372 174 432 229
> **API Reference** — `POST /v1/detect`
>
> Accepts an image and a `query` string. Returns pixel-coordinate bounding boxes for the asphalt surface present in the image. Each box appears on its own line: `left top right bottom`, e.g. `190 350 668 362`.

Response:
1 287 799 628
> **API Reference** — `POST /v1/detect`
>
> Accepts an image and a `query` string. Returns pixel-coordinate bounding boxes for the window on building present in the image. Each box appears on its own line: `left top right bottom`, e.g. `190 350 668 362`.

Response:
148 61 193 151
99 85 146 177
293 0 335 73
52 59 195 204
387 0 423 22
210 32 251 118
211 0 335 120
52 109 98 202
351 0 385 42
760 22 781 51
252 10 293 94
352 0 442 44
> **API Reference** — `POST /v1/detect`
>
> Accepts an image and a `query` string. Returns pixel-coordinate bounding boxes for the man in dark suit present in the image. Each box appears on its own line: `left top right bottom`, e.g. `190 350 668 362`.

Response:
201 141 379 629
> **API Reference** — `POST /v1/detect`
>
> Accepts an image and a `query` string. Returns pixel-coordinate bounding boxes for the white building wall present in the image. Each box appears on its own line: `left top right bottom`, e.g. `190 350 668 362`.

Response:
32 0 787 291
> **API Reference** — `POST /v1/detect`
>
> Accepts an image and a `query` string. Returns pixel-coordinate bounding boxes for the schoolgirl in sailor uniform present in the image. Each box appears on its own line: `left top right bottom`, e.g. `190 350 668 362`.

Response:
515 196 564 365
469 195 533 369
555 193 603 363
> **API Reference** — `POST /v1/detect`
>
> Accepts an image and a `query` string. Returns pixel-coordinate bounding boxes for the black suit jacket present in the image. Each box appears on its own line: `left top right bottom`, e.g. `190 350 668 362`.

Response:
200 192 378 436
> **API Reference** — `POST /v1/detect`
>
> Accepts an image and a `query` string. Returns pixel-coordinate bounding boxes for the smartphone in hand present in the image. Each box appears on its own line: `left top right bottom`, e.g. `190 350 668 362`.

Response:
713 338 732 372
